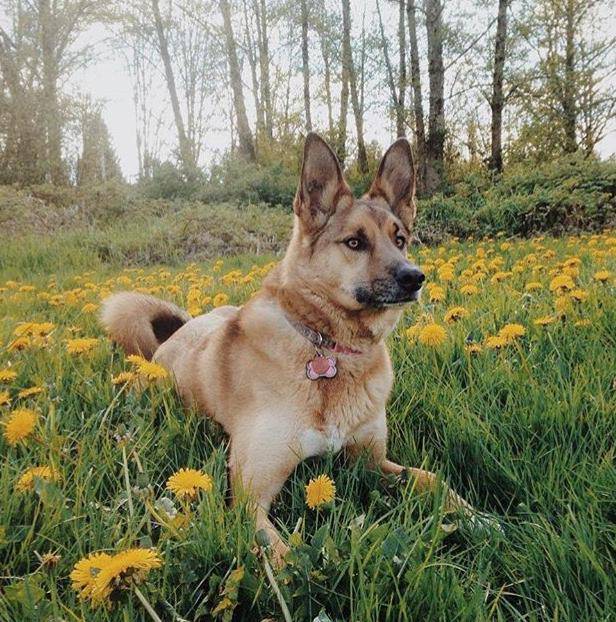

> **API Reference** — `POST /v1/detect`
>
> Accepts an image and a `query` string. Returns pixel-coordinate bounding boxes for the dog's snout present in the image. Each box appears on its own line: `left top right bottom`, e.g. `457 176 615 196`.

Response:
394 264 425 291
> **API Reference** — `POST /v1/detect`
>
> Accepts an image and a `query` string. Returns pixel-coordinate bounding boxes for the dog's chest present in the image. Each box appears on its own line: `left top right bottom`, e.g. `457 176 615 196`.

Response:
298 425 346 457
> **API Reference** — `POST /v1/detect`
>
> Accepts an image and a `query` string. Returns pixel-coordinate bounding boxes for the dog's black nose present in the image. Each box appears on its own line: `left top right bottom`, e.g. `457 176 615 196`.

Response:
395 265 425 291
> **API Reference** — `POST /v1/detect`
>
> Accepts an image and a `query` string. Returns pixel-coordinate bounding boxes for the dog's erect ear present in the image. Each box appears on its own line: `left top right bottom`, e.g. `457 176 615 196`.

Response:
368 138 416 229
294 133 351 230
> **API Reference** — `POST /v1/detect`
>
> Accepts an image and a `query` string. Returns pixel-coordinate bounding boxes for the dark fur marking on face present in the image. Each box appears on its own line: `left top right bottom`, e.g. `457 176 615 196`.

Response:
151 313 186 344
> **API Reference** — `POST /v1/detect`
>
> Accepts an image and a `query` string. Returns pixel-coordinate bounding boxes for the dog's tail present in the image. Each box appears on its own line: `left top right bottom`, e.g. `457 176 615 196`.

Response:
100 292 191 360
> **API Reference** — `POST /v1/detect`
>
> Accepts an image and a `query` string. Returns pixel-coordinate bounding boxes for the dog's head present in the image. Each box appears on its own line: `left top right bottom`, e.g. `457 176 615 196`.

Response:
288 133 424 312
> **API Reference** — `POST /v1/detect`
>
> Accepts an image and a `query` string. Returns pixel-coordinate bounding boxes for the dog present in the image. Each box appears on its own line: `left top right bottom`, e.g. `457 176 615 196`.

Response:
101 133 482 564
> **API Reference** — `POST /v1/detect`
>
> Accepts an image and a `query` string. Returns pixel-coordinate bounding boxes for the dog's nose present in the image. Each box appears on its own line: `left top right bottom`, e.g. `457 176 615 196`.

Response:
395 265 425 291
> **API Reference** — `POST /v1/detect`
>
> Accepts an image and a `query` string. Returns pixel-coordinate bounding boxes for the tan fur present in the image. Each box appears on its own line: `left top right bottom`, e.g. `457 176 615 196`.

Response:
100 134 481 565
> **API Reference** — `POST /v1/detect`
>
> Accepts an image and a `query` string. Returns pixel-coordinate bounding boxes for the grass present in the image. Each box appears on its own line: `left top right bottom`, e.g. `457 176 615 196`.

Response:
0 231 614 621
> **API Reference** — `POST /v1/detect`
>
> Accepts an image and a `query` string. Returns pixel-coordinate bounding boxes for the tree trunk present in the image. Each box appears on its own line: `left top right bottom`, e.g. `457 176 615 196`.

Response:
151 0 195 170
563 0 577 153
243 0 264 141
425 0 445 195
397 0 406 137
220 0 256 162
255 0 273 140
300 0 312 131
406 0 426 194
489 0 508 174
337 49 349 166
39 0 64 184
320 31 334 135
341 0 368 174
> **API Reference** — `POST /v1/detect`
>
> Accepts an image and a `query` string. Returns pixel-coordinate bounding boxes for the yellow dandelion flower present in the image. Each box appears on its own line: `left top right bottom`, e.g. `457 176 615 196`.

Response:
111 371 137 386
89 548 162 604
444 306 468 323
498 323 526 343
212 293 229 307
574 319 591 327
485 335 508 349
555 295 572 315
126 355 168 381
570 289 588 302
534 315 556 326
7 336 31 351
15 465 58 492
428 285 445 303
166 468 213 499
418 323 447 347
593 270 610 283
0 369 18 383
2 408 37 445
490 271 511 283
17 386 44 399
549 274 575 292
14 322 55 337
460 284 479 296
0 391 10 406
66 338 99 355
82 302 98 313
525 281 543 292
465 343 482 355
305 474 336 509
404 324 420 343
70 552 114 601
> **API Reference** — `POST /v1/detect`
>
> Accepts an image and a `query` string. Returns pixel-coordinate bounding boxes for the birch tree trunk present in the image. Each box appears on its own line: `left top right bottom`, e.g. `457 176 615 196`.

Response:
300 0 312 131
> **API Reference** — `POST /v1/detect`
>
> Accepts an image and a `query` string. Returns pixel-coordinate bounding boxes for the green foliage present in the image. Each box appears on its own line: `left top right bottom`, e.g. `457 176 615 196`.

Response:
417 155 616 243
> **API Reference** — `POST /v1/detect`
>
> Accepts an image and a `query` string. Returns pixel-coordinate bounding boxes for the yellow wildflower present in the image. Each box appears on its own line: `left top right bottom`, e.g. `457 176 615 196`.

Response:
549 274 575 292
0 369 18 383
418 323 447 347
593 270 610 282
166 468 213 499
212 293 229 307
15 466 58 492
0 391 10 406
485 335 508 349
66 338 99 355
444 306 468 323
460 284 479 296
127 355 168 381
305 474 336 509
534 316 556 326
2 408 37 445
498 323 526 343
17 386 44 399
111 371 137 386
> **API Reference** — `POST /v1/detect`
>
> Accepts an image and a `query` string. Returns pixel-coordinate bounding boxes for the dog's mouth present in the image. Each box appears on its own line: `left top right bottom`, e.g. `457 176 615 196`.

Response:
354 283 422 308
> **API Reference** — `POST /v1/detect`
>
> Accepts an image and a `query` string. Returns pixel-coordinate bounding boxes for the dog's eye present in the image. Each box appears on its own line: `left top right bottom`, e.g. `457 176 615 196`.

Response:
395 235 406 249
345 237 362 250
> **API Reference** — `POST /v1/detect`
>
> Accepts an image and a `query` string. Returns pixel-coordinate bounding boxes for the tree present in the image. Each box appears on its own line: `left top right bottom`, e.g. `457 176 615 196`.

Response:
425 0 445 195
219 0 256 161
341 0 368 174
489 0 509 173
300 0 312 131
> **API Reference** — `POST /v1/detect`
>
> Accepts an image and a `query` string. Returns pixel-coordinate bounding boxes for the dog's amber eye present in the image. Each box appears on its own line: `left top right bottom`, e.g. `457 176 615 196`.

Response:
345 237 362 250
395 235 406 249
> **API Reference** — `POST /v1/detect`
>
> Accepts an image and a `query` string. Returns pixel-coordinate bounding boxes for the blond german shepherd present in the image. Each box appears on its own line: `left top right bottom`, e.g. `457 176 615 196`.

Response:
101 133 484 564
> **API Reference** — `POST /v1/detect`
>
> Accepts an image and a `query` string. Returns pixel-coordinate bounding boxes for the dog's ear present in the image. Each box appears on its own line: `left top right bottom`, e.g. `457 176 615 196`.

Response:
294 133 351 230
368 138 416 229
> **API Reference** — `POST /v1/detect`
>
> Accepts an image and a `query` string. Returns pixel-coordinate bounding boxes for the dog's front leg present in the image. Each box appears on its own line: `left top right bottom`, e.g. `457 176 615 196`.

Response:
228 422 301 567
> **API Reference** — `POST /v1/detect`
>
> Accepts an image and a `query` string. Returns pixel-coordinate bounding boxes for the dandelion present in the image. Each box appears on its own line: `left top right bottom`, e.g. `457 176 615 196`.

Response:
525 281 543 292
0 391 10 406
212 293 229 307
418 323 447 347
549 274 575 292
0 369 17 383
87 548 162 605
66 338 99 355
593 270 610 283
404 324 420 343
82 303 98 313
428 285 445 303
490 271 511 283
305 474 336 509
485 335 508 350
111 371 137 386
127 355 168 381
444 306 468 323
465 343 482 355
575 319 591 327
7 336 31 351
2 408 37 445
498 323 525 343
570 289 588 302
17 386 44 399
166 468 213 499
70 552 113 601
14 322 54 337
460 284 479 296
15 466 58 492
534 315 556 326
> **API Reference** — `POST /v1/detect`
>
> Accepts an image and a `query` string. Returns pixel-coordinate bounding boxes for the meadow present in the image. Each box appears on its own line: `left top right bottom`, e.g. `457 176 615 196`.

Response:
0 230 614 621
